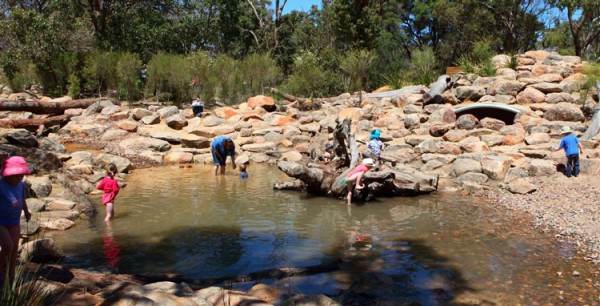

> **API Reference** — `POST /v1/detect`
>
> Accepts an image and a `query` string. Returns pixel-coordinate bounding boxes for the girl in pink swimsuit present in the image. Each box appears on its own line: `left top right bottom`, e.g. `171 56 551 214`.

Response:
97 163 120 222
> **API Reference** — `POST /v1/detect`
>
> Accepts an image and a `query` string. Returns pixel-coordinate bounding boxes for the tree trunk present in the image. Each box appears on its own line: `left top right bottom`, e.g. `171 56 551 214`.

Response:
0 115 69 133
275 119 438 201
581 80 600 140
0 97 119 115
423 74 461 106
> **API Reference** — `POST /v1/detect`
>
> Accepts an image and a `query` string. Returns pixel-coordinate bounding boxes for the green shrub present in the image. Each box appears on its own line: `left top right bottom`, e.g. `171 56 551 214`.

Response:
67 73 80 98
116 52 142 101
1 259 48 306
211 55 240 105
456 54 477 74
478 58 497 77
239 53 282 98
188 51 213 101
339 49 376 92
146 52 192 105
382 72 413 90
286 51 342 97
83 51 119 96
408 47 438 86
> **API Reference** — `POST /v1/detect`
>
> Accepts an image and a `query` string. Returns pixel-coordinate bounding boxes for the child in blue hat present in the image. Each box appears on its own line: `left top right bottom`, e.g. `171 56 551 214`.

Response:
367 129 384 164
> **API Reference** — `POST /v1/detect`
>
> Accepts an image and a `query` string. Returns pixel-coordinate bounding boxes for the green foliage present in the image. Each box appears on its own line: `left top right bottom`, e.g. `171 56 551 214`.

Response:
339 49 376 92
83 51 119 96
239 53 282 97
408 47 438 86
286 51 343 97
1 261 48 306
457 54 477 74
116 53 142 101
582 63 600 90
67 73 81 98
478 58 497 77
146 53 192 105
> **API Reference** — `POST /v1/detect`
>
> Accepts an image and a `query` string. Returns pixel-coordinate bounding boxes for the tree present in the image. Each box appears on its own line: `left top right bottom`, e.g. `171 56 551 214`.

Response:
550 0 600 59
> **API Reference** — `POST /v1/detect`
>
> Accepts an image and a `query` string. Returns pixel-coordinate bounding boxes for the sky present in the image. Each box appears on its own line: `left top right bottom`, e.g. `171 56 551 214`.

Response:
280 0 322 14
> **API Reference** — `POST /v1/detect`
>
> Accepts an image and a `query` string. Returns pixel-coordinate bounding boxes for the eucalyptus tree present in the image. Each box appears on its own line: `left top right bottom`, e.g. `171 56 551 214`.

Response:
549 0 600 59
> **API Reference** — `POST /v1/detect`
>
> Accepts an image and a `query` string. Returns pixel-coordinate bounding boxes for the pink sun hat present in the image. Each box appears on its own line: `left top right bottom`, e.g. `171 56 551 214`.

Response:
3 156 31 176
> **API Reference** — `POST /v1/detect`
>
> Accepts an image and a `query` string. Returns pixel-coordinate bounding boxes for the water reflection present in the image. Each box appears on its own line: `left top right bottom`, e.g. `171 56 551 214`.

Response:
102 223 121 267
45 164 599 305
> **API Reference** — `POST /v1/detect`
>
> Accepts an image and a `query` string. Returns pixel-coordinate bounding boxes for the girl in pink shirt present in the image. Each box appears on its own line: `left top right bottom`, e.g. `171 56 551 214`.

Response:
97 163 120 222
344 158 374 205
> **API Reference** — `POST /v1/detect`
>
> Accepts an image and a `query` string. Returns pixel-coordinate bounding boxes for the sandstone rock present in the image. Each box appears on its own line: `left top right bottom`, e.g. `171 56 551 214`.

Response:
529 159 556 176
481 156 512 180
119 137 171 152
65 151 93 167
480 118 506 131
141 114 161 125
94 153 132 173
213 106 238 119
19 238 65 263
164 152 194 164
456 86 486 100
546 92 576 104
481 134 504 147
524 133 551 145
0 129 38 148
132 108 154 120
543 102 584 122
507 178 537 194
241 142 276 153
516 87 546 104
456 172 489 185
451 158 482 176
248 95 276 112
117 120 138 132
487 79 524 96
46 199 76 211
338 107 363 121
429 124 452 137
165 114 188 130
39 138 66 153
181 134 211 149
530 82 569 93
41 218 75 231
504 167 530 182
188 126 235 138
428 107 456 125
443 129 468 142
492 54 511 68
26 176 52 198
281 150 303 162
421 153 456 164
421 159 444 171
27 198 45 212
456 114 479 130
403 114 420 130
157 106 179 119
460 141 490 153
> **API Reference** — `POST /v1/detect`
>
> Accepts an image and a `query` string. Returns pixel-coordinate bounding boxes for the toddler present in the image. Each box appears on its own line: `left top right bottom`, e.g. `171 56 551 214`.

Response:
239 164 249 179
344 158 374 205
97 163 120 222
368 129 384 163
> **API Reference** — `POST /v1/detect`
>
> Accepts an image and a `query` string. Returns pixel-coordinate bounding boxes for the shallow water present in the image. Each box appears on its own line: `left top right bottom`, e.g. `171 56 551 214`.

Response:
46 164 599 305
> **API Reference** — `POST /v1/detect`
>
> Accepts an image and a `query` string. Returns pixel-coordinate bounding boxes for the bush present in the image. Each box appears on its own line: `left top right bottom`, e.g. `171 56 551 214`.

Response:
239 53 282 98
146 53 192 105
1 258 48 305
285 51 342 97
116 52 142 101
339 49 376 92
456 54 477 74
83 51 119 96
408 47 438 86
67 73 80 98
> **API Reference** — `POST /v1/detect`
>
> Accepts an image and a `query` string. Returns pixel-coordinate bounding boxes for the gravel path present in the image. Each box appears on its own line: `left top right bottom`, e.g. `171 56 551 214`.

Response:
492 174 600 265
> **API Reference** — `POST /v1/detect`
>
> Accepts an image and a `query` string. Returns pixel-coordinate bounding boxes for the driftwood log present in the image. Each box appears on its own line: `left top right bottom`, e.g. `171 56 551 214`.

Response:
269 87 321 110
423 74 461 106
0 97 119 115
582 80 600 140
275 119 438 201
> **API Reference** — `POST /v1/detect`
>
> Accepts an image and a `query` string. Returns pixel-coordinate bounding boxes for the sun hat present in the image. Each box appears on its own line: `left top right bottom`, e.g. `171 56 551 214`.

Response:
561 126 572 135
2 156 31 176
325 143 333 150
362 158 375 167
370 129 381 139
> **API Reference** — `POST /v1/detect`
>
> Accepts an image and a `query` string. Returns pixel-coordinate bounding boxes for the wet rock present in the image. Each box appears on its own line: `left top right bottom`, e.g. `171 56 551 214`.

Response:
507 178 537 194
19 238 65 263
40 218 75 231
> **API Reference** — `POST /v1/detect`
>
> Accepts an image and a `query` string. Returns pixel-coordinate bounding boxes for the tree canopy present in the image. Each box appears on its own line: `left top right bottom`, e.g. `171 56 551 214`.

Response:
0 0 598 102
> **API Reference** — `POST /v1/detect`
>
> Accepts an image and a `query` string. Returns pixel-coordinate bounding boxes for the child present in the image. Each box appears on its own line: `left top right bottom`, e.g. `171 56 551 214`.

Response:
97 163 120 222
344 158 375 205
239 164 249 179
192 98 204 118
368 129 384 164
0 156 32 284
555 126 584 177
322 143 334 163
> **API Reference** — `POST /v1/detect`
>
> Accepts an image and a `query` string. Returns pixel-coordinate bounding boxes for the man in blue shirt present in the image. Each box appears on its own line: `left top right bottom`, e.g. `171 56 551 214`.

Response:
211 136 236 176
556 126 584 177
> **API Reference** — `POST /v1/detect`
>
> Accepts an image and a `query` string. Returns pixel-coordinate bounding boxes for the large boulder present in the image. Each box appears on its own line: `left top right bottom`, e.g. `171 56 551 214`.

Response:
119 137 171 152
516 87 546 104
543 102 584 122
93 153 132 173
0 129 38 148
25 176 52 198
19 238 65 263
247 95 276 112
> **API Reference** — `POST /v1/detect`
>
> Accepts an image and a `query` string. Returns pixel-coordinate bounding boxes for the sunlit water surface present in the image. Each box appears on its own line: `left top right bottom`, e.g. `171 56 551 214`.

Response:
46 164 599 305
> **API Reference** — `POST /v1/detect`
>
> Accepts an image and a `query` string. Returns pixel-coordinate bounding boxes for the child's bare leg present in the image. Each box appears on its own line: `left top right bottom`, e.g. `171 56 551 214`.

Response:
105 203 114 222
212 165 218 176
220 165 226 175
0 226 13 282
7 225 19 281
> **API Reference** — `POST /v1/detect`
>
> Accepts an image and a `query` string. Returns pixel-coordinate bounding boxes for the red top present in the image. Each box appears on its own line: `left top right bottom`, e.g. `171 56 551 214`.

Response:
347 164 369 178
97 177 120 205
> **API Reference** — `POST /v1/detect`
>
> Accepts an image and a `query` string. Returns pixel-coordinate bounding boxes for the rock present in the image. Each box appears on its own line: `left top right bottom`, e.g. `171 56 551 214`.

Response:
94 153 132 173
39 138 66 153
456 114 479 130
507 178 537 194
110 110 129 121
428 107 456 125
68 123 108 137
148 131 181 144
19 238 65 263
456 86 486 100
487 79 524 96
451 158 482 177
46 199 76 211
157 106 179 119
481 156 512 180
164 152 194 164
429 124 452 137
101 129 129 142
40 218 75 231
0 129 38 148
248 95 276 112
119 137 171 152
456 172 489 184
283 294 340 306
479 118 506 131
529 159 556 176
26 176 52 198
26 198 45 212
248 284 280 305
530 82 569 93
543 102 584 122
241 142 277 153
181 134 211 149
460 141 490 153
403 113 420 130
165 114 188 130
504 167 530 182
516 87 546 104
188 126 235 138
65 151 93 167
141 114 161 125
524 133 551 145
35 210 80 220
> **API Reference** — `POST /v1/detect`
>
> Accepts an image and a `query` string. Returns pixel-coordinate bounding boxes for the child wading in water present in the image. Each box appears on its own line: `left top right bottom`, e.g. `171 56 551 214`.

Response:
239 164 249 179
344 158 375 205
0 156 32 284
97 163 120 222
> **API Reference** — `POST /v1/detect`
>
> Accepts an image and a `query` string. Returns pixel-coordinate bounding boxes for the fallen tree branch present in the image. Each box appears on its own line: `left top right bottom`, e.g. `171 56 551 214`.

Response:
0 97 119 115
0 115 69 132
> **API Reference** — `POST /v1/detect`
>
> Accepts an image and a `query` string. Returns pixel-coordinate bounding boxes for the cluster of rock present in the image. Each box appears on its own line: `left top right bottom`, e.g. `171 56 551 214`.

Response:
1 49 599 304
